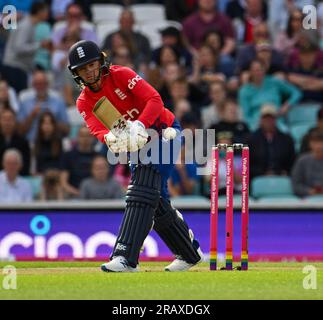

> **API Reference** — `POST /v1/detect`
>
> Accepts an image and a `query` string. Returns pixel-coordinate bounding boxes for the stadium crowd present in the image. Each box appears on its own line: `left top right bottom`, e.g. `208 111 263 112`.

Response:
0 0 323 202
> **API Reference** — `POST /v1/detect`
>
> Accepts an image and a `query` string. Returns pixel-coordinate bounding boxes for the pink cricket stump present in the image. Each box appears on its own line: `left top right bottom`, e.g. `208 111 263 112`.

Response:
225 146 234 270
241 146 250 270
210 146 219 270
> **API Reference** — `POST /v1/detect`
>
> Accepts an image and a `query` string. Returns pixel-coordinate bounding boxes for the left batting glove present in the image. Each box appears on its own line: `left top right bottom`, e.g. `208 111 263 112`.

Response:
128 120 148 152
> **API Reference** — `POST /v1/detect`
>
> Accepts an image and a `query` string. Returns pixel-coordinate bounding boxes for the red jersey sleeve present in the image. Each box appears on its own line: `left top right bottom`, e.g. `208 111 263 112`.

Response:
76 93 109 144
114 67 164 128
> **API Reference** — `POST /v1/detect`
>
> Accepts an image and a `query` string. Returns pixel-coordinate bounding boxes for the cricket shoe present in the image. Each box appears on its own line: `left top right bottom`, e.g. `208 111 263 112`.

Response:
101 256 139 273
165 243 204 272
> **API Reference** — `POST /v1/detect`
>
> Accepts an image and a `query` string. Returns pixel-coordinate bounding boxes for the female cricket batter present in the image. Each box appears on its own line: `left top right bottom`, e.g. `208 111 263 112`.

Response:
68 40 203 272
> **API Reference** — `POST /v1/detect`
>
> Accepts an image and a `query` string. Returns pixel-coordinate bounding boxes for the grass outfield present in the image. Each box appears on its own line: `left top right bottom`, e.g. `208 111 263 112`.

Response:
0 261 322 300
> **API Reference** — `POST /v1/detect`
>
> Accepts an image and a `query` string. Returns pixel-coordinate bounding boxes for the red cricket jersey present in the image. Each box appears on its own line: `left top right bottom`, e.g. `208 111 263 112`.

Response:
76 65 175 143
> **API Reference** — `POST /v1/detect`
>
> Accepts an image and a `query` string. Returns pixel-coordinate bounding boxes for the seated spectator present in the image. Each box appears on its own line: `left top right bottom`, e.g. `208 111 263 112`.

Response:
17 70 70 142
151 62 185 102
292 131 323 198
0 80 19 112
0 149 32 203
209 98 250 144
226 0 267 44
201 80 227 129
287 37 323 103
300 107 323 153
34 20 52 71
113 163 131 192
1 2 51 93
274 9 304 57
152 26 192 70
236 22 285 76
183 0 236 55
52 30 81 92
268 0 313 40
190 44 235 95
34 111 63 175
101 9 151 69
111 45 135 69
238 59 302 131
165 0 196 22
60 126 98 198
0 108 30 176
39 169 64 201
52 3 97 48
174 99 192 124
80 155 124 200
168 77 204 112
202 29 235 66
248 105 295 178
169 112 204 197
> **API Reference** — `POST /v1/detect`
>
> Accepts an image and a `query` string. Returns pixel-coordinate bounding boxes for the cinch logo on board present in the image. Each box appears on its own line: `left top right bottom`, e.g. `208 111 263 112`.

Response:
0 215 158 259
128 75 142 90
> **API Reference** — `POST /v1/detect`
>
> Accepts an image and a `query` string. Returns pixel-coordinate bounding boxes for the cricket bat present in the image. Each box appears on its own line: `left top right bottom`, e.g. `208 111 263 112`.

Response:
92 96 129 133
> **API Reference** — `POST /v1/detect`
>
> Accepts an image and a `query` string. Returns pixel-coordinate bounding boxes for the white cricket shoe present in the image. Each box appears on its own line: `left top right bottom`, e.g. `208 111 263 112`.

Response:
165 247 204 272
101 256 139 273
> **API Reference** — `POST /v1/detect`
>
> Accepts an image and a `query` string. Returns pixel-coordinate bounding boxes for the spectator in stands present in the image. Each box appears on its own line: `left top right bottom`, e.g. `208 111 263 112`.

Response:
17 70 70 142
152 45 181 69
209 98 250 144
34 111 63 174
51 0 74 22
190 44 234 95
268 0 313 41
1 2 51 93
201 80 227 129
292 131 323 198
174 99 192 124
152 26 192 70
300 107 323 154
202 29 235 66
248 105 295 179
151 62 185 102
111 46 135 69
287 38 323 103
52 30 81 92
165 0 197 22
60 126 98 198
235 23 285 76
182 0 236 55
238 59 301 131
0 149 32 203
52 3 97 48
39 169 64 201
101 9 151 68
168 77 204 112
0 80 19 112
169 113 201 196
113 163 132 192
274 8 304 57
0 109 30 176
226 0 267 44
80 155 124 200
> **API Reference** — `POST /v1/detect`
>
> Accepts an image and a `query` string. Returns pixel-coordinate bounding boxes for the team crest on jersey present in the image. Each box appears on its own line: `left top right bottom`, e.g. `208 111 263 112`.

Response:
114 88 127 100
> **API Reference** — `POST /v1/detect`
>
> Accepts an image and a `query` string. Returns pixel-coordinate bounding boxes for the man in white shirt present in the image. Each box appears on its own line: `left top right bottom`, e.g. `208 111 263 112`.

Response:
0 149 32 203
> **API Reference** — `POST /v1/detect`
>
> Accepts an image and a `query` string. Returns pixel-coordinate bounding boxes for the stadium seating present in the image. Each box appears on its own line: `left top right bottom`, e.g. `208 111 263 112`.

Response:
251 176 295 199
24 176 42 199
289 123 313 151
131 4 166 25
287 103 320 127
92 4 123 24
